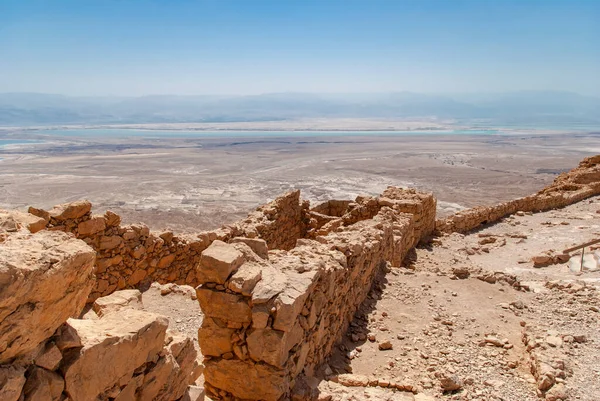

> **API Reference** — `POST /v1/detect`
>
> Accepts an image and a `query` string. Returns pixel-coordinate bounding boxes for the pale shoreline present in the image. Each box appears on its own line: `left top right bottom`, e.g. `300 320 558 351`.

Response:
2 117 598 136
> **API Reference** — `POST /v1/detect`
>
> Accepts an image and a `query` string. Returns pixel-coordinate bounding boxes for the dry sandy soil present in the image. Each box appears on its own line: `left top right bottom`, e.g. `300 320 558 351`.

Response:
1 129 599 233
140 196 600 401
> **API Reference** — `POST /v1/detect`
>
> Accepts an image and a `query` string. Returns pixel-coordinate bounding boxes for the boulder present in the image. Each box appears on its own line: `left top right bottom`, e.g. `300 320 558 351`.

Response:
0 231 95 363
92 289 143 317
62 309 168 401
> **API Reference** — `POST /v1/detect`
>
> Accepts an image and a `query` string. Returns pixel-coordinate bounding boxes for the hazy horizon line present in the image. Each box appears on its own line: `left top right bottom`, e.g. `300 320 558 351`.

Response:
2 89 599 99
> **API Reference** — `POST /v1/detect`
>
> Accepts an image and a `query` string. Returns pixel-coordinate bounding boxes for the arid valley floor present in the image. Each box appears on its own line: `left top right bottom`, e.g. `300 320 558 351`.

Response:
1 128 599 232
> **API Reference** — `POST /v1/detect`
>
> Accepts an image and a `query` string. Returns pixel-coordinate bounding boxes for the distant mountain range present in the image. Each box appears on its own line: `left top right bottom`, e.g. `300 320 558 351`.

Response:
0 91 599 127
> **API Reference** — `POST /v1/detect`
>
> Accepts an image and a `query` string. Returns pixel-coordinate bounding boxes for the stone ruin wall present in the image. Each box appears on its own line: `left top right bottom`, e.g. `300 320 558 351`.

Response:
196 188 436 400
436 154 600 233
24 190 309 303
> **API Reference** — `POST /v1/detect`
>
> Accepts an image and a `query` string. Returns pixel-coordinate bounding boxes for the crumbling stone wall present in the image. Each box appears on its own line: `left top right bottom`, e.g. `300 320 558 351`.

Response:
0 221 201 401
436 155 600 233
26 190 309 302
308 187 436 255
27 201 218 302
227 190 311 251
195 190 436 400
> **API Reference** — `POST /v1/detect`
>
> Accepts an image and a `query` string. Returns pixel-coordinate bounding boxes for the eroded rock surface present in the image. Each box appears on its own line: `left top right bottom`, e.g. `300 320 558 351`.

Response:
0 231 95 363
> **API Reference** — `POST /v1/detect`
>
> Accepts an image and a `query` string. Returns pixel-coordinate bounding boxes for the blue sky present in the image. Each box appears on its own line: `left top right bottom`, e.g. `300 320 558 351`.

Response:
1 0 599 96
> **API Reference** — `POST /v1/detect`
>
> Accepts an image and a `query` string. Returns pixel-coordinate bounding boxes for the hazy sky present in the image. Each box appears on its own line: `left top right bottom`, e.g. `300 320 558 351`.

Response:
1 0 599 96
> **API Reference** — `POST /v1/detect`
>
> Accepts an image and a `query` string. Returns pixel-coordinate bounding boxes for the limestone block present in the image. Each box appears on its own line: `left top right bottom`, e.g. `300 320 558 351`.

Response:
197 318 235 357
138 332 200 401
196 287 251 323
230 237 269 259
158 254 176 269
247 323 303 368
22 366 64 401
204 359 289 401
77 215 106 236
197 240 244 284
272 273 315 331
104 210 121 227
228 261 262 296
0 365 26 401
92 289 143 317
251 264 288 304
34 342 62 371
47 200 91 221
99 235 123 250
62 309 168 401
0 231 95 363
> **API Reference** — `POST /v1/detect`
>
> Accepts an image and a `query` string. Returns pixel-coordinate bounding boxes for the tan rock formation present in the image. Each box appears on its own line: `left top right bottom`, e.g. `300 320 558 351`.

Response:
0 231 95 363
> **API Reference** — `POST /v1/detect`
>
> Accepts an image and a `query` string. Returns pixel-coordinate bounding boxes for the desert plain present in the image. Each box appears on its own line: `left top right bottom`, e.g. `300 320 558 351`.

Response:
0 122 599 233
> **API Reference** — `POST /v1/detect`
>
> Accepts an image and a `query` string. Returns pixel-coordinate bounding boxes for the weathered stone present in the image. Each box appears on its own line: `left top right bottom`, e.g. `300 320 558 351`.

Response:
99 235 123 250
251 265 287 304
77 216 106 236
22 366 64 401
196 287 251 323
204 359 288 401
128 269 147 285
230 237 269 259
48 200 91 221
252 304 271 329
158 254 176 269
197 240 245 284
0 210 46 234
545 382 568 401
0 365 26 401
334 373 369 387
0 231 95 363
34 342 62 371
272 273 315 331
198 318 235 357
246 328 292 367
104 210 121 226
228 261 262 296
92 289 143 317
62 309 168 401
438 373 462 392
54 323 83 351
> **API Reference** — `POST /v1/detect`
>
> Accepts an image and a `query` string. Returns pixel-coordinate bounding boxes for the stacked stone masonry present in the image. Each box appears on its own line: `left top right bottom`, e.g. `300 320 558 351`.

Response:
196 188 437 400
